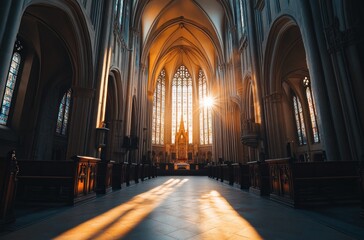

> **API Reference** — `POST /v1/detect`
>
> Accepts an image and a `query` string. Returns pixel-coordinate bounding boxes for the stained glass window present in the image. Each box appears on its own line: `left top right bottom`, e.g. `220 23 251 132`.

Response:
293 93 307 145
152 69 165 144
172 65 193 144
303 77 320 143
199 69 212 145
115 0 124 26
0 40 23 125
239 0 246 34
56 89 72 135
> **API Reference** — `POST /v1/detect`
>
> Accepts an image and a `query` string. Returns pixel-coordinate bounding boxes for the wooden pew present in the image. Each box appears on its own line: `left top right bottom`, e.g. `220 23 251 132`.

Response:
247 161 270 196
266 158 360 207
96 161 114 194
0 150 18 223
16 156 99 205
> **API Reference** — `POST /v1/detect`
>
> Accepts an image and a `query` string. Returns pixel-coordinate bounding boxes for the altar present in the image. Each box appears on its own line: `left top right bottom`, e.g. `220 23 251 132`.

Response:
174 162 190 170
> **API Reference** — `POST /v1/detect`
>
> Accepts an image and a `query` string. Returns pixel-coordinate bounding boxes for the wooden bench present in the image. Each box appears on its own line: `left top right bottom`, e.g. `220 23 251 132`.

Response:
16 156 99 205
0 150 18 223
247 161 270 196
266 159 360 207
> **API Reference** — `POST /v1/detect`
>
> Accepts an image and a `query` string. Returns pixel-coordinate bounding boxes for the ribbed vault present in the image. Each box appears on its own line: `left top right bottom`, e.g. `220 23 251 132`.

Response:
138 0 229 90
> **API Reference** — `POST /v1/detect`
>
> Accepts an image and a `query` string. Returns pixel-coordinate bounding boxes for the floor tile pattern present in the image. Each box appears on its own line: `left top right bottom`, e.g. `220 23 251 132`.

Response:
1 176 363 239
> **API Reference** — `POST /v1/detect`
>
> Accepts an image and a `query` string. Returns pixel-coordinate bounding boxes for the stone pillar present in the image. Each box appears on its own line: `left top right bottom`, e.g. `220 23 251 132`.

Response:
136 63 148 163
147 91 153 157
318 0 364 161
246 0 266 158
90 0 113 157
0 1 23 101
264 93 285 158
67 87 95 158
298 0 342 160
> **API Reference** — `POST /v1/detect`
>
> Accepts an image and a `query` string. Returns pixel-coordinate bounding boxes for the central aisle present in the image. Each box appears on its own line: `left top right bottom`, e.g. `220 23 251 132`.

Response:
1 176 359 239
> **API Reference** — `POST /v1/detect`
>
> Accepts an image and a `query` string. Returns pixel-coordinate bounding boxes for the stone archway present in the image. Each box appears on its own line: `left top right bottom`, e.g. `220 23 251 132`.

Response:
14 2 93 160
103 70 124 163
263 17 324 160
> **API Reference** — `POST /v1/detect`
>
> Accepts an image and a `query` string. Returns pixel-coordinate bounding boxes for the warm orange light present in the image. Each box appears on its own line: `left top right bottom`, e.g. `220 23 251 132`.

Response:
198 190 263 239
53 178 188 240
202 96 215 108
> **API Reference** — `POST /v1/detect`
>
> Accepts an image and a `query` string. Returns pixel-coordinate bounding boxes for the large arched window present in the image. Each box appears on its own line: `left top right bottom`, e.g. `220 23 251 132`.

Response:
0 40 23 125
293 92 307 146
56 89 72 136
199 69 212 145
152 69 165 144
303 77 320 143
172 65 192 144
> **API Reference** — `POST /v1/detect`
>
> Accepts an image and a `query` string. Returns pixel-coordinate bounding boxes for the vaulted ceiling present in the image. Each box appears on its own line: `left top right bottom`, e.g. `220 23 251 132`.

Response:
138 0 230 91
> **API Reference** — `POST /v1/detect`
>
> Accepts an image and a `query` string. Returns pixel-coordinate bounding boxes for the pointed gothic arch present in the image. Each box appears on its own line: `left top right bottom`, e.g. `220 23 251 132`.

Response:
10 2 94 159
263 16 324 160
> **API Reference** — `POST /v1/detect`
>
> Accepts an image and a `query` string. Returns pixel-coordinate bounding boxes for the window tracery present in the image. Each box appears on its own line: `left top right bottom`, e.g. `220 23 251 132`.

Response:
56 89 72 136
152 69 165 144
0 40 23 125
172 65 193 144
199 69 212 145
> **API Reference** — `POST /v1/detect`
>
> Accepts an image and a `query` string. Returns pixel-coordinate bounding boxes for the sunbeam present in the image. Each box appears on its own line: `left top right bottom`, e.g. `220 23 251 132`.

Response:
53 179 187 240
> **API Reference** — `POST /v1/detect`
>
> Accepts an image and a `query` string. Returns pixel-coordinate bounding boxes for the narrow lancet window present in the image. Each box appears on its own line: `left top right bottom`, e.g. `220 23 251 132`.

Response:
199 69 212 145
115 0 124 27
239 0 246 34
293 93 307 145
0 40 23 125
56 89 72 135
303 77 320 143
152 69 165 144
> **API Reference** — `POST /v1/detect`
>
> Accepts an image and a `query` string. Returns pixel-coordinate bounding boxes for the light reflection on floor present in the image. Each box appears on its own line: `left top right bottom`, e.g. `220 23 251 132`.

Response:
53 178 187 240
53 178 262 240
197 190 263 239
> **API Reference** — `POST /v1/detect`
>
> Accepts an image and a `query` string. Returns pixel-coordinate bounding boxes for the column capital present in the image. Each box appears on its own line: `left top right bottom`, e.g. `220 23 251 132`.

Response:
325 17 359 53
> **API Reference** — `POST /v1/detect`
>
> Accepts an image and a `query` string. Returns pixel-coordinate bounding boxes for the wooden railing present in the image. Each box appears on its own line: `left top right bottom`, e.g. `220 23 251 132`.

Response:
112 162 126 190
96 161 114 194
208 163 250 189
265 158 294 205
247 161 270 196
73 156 99 203
0 150 18 223
266 158 360 207
16 156 100 205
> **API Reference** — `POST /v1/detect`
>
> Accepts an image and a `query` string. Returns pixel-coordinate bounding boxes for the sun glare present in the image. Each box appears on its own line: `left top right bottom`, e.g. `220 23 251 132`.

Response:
202 96 215 108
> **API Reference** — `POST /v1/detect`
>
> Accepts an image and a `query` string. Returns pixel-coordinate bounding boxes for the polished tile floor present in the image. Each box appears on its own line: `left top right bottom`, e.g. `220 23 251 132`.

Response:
1 176 363 240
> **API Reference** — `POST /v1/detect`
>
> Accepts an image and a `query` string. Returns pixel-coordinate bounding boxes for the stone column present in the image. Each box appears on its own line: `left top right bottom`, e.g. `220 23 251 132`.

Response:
136 63 148 163
319 0 364 161
246 0 267 158
263 93 285 158
67 87 95 158
298 0 342 160
0 1 23 101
